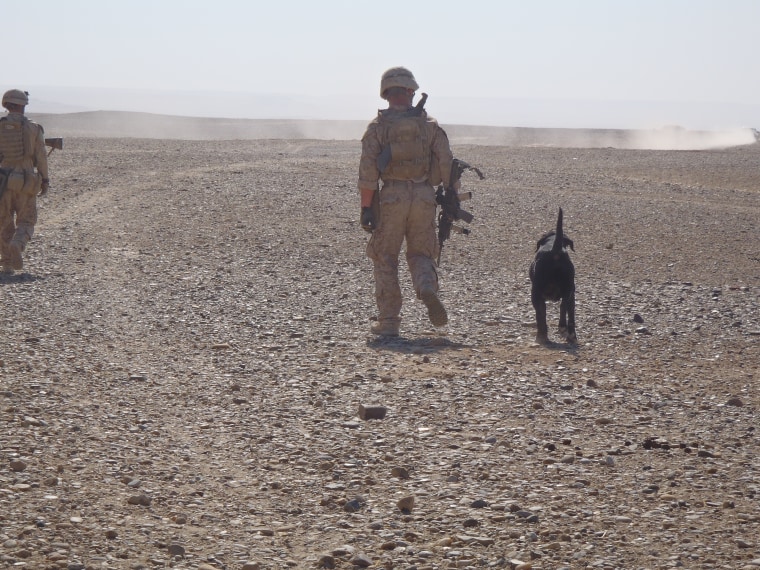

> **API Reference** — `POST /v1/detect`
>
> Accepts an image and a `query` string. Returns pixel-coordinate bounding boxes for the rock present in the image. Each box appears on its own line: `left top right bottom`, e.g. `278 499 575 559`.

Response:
727 397 743 407
358 404 387 420
127 494 152 506
241 564 261 570
343 498 363 513
168 543 185 556
251 527 274 536
316 555 335 568
9 460 27 472
470 499 489 508
350 554 372 567
390 466 410 479
105 529 118 539
397 496 415 512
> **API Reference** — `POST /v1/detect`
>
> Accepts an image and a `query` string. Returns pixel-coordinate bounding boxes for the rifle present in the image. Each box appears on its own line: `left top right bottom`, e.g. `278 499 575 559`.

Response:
436 158 484 265
45 137 63 156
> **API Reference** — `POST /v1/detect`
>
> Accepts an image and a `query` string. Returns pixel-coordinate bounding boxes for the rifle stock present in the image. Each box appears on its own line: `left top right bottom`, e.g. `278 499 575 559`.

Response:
45 137 63 157
45 138 63 150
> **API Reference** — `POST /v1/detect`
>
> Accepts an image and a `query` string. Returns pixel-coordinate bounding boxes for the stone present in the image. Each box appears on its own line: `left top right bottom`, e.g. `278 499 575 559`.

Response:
358 404 387 420
397 496 415 512
168 544 185 556
9 460 27 472
127 494 152 506
390 466 410 479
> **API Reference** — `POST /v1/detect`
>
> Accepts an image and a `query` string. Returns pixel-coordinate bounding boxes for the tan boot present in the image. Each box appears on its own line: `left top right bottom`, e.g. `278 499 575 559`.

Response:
7 241 23 271
370 318 400 337
419 289 448 327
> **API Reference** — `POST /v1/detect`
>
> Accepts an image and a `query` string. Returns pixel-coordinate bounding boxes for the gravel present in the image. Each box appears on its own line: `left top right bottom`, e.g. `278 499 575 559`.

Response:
1 132 758 569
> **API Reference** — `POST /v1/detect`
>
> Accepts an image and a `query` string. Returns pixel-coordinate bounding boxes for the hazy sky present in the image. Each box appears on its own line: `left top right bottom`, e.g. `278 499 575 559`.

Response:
5 0 760 128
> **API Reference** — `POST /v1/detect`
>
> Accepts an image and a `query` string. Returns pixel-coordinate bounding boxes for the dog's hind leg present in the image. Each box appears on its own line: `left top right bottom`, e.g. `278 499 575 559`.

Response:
560 292 577 344
532 292 549 344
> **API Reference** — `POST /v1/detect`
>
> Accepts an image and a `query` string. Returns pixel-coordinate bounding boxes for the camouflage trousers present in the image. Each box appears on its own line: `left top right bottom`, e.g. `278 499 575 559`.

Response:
0 171 39 262
366 180 440 322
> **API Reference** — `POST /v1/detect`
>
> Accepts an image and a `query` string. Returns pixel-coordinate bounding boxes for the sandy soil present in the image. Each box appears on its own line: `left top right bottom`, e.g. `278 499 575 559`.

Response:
1 114 759 570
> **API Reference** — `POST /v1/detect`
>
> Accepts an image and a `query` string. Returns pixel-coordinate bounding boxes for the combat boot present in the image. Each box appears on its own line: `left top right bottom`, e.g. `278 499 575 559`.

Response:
7 241 23 271
419 288 448 327
370 318 400 337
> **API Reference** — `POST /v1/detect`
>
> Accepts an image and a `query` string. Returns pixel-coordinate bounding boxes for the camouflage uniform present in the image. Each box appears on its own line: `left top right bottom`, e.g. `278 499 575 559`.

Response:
0 90 48 273
358 68 455 335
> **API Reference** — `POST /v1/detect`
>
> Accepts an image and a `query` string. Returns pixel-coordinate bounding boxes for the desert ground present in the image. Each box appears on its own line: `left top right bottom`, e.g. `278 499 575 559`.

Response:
1 112 759 570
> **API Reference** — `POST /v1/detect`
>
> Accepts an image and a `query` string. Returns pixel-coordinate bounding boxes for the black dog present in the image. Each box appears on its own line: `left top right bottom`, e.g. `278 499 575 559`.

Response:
529 207 576 345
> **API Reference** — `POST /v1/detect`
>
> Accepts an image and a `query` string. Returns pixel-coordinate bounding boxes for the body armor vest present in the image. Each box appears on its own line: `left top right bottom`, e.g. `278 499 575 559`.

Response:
378 111 431 182
0 116 32 168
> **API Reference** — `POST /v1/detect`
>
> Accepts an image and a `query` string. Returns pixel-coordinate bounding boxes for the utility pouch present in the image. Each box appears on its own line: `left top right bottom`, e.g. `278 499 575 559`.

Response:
5 169 25 193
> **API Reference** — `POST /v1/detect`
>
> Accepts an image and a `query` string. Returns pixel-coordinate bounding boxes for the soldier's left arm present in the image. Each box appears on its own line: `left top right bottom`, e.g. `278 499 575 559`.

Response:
430 122 455 188
34 125 49 179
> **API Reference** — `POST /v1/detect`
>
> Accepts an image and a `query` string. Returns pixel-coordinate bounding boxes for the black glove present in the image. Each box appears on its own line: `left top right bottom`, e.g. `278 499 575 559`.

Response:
360 207 376 233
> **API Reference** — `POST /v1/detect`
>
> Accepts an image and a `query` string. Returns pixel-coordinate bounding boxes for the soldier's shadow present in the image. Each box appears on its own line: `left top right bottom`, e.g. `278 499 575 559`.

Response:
0 272 44 285
367 334 471 354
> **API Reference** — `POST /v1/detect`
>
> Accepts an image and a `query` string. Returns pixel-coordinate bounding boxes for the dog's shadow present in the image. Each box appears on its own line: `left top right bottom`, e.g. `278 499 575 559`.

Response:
535 339 580 354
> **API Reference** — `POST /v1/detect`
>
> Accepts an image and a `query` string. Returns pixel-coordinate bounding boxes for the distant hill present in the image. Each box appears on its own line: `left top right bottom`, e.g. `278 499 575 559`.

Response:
29 110 758 150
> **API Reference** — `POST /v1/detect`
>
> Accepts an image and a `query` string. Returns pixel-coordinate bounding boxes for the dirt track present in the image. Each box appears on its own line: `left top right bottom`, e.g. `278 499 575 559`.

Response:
1 130 759 569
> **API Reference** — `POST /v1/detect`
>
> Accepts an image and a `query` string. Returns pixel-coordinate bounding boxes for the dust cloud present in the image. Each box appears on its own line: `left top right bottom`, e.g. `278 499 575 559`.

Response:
30 111 759 150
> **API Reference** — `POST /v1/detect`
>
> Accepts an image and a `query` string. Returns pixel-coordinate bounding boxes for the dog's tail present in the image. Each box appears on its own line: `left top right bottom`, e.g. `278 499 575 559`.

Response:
552 207 564 254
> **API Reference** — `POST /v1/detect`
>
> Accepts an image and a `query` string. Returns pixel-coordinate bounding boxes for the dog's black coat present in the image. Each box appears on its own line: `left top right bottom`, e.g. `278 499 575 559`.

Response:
529 207 576 344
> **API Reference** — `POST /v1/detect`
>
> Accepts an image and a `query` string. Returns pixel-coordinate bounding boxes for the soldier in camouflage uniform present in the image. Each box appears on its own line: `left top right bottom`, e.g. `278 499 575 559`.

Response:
358 67 456 337
0 89 49 274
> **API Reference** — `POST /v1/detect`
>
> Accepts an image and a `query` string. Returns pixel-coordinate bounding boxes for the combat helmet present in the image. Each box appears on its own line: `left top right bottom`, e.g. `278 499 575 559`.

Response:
2 89 29 107
380 67 419 99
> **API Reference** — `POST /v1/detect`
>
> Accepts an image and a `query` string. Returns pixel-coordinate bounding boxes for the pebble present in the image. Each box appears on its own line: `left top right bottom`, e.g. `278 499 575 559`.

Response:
397 496 415 512
358 404 387 420
343 498 363 512
391 466 410 479
9 460 27 472
350 554 372 567
127 494 152 506
316 555 335 568
168 543 185 556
